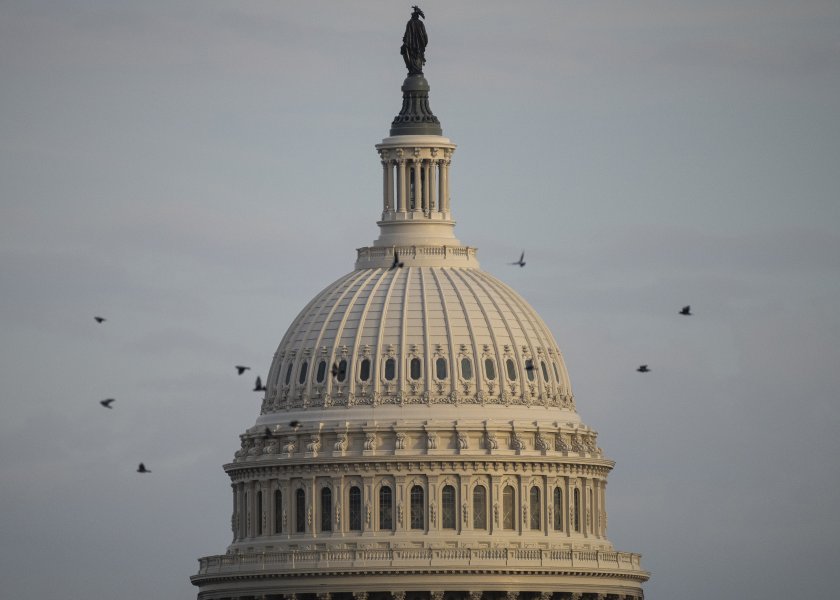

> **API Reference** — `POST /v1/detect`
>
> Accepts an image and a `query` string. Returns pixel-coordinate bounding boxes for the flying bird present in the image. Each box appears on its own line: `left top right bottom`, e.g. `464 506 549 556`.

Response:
264 426 273 436
636 365 650 373
390 252 404 270
136 463 151 473
509 251 526 267
253 376 266 392
235 365 251 375
679 305 692 316
331 363 339 378
99 398 115 409
524 361 535 372
94 316 106 323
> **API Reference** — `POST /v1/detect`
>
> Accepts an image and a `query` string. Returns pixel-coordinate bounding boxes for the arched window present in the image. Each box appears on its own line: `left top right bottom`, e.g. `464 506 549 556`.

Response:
529 487 541 530
436 357 448 380
410 485 425 530
348 486 362 531
336 359 348 382
321 487 332 532
316 360 327 383
506 358 517 381
502 485 515 530
274 489 283 534
284 362 293 385
540 360 550 382
573 488 581 533
441 485 456 529
298 361 308 385
472 485 487 530
553 487 563 531
384 358 396 381
379 486 393 530
256 490 263 535
460 357 473 380
295 489 306 533
359 358 371 382
484 358 496 380
409 357 422 380
525 359 535 381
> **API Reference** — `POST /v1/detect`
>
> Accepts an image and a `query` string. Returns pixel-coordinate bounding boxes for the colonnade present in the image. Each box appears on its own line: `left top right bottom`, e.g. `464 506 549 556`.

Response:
231 472 607 542
206 592 641 600
381 156 451 217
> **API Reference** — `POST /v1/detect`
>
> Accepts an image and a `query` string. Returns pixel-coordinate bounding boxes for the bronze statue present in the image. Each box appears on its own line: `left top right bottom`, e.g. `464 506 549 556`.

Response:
401 6 427 75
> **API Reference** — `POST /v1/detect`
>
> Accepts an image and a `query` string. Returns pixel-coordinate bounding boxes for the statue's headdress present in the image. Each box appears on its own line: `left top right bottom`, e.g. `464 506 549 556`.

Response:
411 5 425 19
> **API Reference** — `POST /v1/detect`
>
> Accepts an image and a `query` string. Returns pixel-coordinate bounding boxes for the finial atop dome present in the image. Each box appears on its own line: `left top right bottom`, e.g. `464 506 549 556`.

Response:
391 7 441 136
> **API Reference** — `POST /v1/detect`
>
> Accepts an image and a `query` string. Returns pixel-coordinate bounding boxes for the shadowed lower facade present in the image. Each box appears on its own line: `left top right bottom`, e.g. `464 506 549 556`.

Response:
191 10 649 600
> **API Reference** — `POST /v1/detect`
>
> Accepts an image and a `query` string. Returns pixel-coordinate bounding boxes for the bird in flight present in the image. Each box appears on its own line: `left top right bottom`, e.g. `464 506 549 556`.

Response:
137 463 151 473
235 365 250 375
253 376 266 392
390 252 404 270
94 316 106 323
510 251 526 267
679 305 692 316
100 398 115 409
636 365 650 373
524 360 535 372
331 363 339 378
264 426 273 436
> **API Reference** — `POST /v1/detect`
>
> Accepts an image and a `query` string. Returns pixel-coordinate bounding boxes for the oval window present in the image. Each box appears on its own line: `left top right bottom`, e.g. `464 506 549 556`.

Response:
506 358 517 381
384 358 396 381
284 362 294 385
525 359 535 381
410 357 422 380
336 359 348 382
460 357 473 380
359 358 371 382
298 361 308 385
540 361 549 382
553 362 560 383
436 357 448 380
316 360 327 383
484 358 496 380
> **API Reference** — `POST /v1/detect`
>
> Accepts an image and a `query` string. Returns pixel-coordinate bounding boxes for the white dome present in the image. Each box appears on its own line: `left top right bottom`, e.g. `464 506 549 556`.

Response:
262 265 575 420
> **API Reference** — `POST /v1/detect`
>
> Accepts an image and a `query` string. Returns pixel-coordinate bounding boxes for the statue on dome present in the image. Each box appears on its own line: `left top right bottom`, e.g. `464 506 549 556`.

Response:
401 6 427 75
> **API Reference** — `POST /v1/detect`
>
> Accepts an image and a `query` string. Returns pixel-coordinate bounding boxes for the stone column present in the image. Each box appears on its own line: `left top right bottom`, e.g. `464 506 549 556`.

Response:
382 160 393 213
397 159 407 213
428 157 437 213
430 591 444 600
353 592 368 600
468 592 483 600
423 160 431 215
392 593 406 600
441 159 450 214
412 159 423 213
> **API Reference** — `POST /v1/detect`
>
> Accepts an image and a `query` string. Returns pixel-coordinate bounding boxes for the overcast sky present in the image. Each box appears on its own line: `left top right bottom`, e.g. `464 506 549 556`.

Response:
1 1 839 599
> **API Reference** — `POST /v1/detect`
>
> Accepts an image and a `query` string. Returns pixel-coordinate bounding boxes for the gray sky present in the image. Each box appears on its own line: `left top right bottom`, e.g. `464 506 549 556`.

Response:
1 1 839 598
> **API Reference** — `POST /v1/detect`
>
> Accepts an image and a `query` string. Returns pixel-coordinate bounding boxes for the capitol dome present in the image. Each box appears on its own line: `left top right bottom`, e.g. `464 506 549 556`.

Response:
193 11 647 600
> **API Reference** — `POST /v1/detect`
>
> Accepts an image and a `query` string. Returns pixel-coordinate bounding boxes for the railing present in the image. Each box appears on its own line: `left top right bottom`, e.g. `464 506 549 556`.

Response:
195 548 645 576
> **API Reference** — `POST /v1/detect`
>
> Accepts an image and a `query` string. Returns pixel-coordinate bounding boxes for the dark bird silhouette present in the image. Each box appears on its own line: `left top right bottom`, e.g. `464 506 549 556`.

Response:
679 305 692 316
235 365 250 375
290 420 300 428
264 426 273 437
253 376 266 392
524 361 535 372
137 463 151 473
509 251 526 267
94 316 106 323
390 252 404 270
636 365 650 373
331 363 339 378
100 398 115 409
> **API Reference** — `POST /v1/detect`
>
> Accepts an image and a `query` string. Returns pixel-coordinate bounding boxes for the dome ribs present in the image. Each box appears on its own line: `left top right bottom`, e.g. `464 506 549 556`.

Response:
438 267 484 400
429 267 457 401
